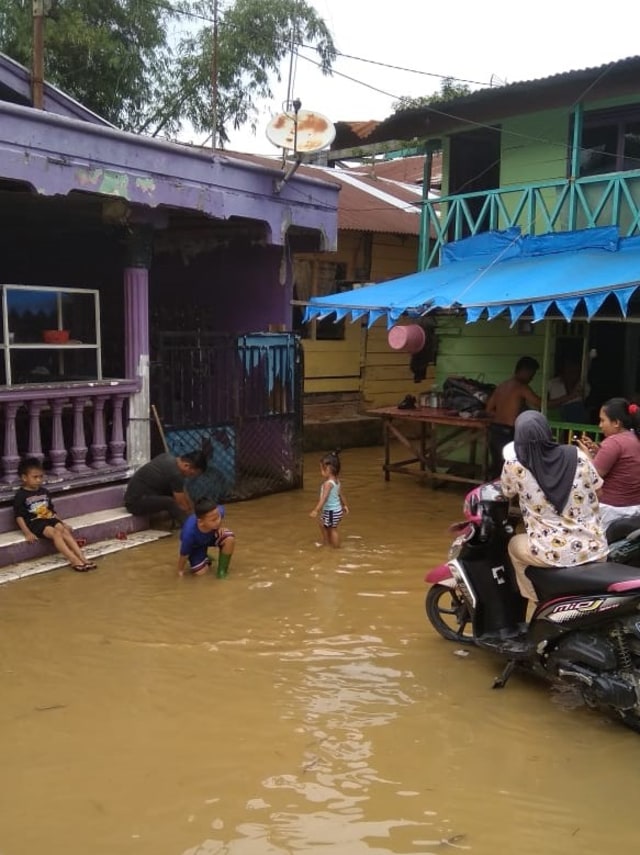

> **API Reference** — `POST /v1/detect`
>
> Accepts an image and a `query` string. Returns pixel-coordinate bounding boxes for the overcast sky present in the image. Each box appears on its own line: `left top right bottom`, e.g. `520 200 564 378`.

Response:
220 0 640 155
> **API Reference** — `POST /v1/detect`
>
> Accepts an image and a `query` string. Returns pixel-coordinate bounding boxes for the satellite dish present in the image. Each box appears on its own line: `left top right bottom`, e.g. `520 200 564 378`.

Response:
266 109 336 154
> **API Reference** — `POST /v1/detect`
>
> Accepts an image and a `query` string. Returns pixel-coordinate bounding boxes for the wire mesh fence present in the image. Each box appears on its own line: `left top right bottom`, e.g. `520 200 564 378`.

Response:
150 332 303 502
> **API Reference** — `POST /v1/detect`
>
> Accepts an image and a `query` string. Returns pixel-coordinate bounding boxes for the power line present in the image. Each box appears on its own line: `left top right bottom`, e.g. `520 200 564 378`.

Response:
294 50 640 172
298 43 492 89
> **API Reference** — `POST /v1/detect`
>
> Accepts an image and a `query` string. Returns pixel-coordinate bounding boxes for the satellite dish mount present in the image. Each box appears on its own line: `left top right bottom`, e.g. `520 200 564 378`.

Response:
266 100 336 194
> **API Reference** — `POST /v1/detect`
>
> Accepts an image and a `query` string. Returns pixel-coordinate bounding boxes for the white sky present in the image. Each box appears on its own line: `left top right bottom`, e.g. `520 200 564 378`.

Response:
219 0 640 156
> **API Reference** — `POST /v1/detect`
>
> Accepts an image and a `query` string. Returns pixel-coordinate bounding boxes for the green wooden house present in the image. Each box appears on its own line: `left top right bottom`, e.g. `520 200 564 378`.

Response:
324 56 640 428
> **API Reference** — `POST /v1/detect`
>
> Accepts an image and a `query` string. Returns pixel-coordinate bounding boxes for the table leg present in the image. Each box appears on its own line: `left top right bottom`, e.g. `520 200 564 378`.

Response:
383 419 391 481
429 422 437 479
482 428 489 481
469 435 477 478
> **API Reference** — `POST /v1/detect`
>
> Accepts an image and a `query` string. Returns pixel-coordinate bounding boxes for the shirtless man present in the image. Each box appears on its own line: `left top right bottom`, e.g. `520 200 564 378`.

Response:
485 356 541 478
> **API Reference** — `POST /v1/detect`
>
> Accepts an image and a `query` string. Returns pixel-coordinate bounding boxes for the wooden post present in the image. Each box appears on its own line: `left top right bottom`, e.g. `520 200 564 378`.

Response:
540 319 552 417
32 0 45 110
211 0 218 150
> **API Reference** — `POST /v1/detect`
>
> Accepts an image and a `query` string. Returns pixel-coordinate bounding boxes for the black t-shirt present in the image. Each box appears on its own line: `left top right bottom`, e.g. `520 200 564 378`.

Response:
124 453 185 500
14 487 57 525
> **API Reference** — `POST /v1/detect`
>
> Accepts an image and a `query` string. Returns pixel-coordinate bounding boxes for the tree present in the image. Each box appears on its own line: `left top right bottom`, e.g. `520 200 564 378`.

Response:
0 0 172 131
392 77 472 113
0 0 336 143
144 0 336 142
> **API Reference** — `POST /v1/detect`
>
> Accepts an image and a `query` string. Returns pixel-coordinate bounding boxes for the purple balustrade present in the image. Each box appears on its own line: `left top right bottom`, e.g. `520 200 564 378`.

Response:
0 380 139 494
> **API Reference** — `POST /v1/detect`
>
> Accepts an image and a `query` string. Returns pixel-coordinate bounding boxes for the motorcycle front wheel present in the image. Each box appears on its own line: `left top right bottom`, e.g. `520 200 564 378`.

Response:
425 584 474 644
617 711 640 733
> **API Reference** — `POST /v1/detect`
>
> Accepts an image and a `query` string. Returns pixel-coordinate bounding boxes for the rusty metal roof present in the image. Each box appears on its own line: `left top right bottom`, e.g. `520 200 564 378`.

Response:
351 153 442 185
224 149 430 236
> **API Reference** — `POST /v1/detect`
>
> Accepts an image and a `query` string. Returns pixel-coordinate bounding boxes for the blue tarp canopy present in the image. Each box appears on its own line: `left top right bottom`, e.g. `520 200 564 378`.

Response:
301 227 640 328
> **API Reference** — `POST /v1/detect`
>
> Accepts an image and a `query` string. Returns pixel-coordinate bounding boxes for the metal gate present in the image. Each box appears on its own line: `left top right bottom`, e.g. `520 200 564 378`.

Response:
150 331 303 502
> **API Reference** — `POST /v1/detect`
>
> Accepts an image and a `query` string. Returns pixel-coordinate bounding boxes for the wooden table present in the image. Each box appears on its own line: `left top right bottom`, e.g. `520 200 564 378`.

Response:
368 406 491 487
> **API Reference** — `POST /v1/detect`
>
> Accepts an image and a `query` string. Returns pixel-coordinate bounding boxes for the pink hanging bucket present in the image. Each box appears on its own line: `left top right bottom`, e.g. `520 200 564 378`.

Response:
387 324 426 354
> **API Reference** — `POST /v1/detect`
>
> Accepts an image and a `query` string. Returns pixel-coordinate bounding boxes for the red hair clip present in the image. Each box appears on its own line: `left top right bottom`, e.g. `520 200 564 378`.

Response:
629 403 639 415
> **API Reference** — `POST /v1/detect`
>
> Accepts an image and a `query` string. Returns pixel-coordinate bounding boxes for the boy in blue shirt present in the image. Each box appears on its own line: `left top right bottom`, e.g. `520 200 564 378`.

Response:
178 497 235 578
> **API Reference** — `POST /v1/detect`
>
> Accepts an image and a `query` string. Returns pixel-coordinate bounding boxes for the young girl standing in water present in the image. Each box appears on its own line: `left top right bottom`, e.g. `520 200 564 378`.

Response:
310 450 349 547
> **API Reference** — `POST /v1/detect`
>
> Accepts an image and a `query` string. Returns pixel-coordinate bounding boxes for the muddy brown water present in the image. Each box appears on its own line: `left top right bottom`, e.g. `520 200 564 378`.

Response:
1 445 639 855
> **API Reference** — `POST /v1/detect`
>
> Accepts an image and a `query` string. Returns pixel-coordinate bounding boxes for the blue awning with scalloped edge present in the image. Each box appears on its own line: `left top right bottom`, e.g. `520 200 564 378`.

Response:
301 227 640 327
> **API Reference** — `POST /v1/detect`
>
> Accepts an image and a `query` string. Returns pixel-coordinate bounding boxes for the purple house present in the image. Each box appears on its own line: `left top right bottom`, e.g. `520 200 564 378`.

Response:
0 53 338 551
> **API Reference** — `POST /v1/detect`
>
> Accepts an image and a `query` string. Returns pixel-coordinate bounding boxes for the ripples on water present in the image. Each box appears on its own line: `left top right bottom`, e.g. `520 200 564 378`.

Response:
2 446 640 854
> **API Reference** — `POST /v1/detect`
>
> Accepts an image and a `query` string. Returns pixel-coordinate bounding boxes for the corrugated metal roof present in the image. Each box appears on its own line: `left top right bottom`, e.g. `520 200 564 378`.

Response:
222 149 429 236
340 119 381 140
333 55 640 148
351 153 442 185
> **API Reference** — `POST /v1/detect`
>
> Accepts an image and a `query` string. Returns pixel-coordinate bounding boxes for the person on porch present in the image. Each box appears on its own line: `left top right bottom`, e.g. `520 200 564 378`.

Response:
124 450 208 526
548 358 589 424
485 356 541 479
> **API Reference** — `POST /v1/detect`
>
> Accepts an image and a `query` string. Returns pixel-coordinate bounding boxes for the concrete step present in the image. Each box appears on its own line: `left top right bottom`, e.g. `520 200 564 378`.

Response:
0 528 172 586
0 506 151 568
303 415 382 452
0 484 128 533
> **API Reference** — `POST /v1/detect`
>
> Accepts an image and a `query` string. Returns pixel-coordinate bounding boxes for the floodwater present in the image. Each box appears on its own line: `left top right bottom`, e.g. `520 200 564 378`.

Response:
1 445 639 855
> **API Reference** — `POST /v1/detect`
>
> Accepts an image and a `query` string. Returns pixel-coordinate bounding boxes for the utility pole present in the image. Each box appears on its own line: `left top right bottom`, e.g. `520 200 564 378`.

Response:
211 0 219 150
32 0 45 109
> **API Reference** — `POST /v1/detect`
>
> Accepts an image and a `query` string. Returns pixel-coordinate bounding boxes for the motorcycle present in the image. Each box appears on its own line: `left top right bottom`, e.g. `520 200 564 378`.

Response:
425 481 640 731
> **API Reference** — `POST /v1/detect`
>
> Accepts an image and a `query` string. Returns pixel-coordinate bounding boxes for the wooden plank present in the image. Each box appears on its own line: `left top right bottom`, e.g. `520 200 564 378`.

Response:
304 378 360 393
304 348 360 375
364 350 436 370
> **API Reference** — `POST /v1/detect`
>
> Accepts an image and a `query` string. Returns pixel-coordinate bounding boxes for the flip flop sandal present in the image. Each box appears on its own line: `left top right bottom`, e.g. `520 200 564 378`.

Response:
84 561 98 570
72 563 92 572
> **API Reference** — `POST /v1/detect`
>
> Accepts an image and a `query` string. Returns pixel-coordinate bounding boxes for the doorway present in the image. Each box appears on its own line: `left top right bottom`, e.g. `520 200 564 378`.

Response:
448 127 501 239
586 322 632 419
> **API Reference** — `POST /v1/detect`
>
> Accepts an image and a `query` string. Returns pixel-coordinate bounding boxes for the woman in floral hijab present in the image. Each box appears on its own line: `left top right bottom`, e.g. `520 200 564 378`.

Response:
501 411 607 602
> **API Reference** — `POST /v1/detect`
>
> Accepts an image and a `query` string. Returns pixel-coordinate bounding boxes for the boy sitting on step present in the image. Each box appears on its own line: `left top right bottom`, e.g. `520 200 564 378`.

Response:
177 496 235 578
13 457 97 572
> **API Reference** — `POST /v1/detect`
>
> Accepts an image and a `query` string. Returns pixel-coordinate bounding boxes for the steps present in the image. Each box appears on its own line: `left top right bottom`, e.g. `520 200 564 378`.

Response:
0 505 154 567
0 527 171 586
0 482 172 584
303 391 383 452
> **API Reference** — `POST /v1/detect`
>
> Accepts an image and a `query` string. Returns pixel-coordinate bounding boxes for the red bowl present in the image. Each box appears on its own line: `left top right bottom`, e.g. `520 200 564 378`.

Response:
42 329 70 344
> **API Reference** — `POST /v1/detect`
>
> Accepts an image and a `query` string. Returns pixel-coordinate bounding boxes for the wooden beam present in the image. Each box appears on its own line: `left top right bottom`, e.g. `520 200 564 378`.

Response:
305 140 426 163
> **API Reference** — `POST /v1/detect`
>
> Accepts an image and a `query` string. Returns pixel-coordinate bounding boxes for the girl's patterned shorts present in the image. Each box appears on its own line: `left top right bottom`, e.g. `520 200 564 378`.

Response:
321 508 343 528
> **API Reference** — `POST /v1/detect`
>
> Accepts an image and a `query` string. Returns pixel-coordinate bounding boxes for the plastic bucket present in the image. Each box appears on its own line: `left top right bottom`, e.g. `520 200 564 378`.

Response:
387 324 426 354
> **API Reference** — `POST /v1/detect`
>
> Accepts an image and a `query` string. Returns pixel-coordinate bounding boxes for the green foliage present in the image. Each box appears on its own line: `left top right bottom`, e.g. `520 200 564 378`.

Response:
393 77 472 113
0 0 336 143
166 0 336 142
0 0 170 130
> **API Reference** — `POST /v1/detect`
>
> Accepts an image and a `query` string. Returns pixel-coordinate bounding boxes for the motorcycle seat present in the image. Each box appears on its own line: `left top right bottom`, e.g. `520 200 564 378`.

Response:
526 561 640 600
606 516 640 543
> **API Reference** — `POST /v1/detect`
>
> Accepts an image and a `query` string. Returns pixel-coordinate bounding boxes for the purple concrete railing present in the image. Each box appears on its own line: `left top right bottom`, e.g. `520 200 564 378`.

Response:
0 379 139 497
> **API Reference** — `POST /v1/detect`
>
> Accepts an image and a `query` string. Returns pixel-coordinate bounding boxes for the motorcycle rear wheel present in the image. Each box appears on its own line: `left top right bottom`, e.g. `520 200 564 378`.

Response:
425 584 474 644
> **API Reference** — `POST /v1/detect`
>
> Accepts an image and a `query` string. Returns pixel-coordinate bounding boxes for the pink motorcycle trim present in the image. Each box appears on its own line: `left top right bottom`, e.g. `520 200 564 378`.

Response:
425 563 453 584
608 579 640 592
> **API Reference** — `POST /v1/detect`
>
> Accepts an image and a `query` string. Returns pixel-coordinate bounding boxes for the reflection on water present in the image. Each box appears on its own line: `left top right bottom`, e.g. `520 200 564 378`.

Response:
2 445 640 855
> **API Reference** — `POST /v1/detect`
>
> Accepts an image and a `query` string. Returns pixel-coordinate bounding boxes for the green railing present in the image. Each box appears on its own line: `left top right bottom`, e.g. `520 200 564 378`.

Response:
548 420 601 445
421 170 640 268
